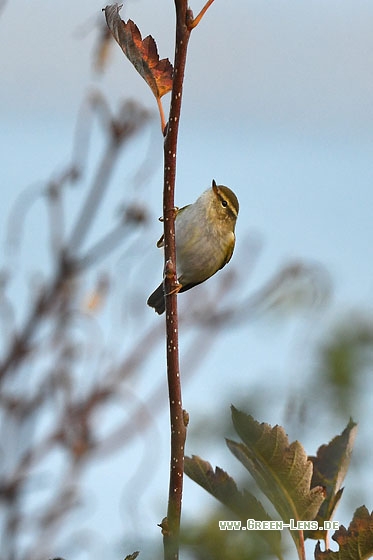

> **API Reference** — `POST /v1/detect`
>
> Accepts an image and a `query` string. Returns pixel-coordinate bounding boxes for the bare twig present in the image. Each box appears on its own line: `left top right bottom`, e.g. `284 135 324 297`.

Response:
189 0 215 29
161 2 193 559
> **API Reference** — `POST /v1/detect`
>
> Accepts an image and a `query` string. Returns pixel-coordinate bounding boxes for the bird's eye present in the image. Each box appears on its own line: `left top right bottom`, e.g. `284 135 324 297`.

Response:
221 200 228 207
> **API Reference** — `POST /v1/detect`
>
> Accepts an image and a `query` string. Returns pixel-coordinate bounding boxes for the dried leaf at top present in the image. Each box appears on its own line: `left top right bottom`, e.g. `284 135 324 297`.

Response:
104 4 173 99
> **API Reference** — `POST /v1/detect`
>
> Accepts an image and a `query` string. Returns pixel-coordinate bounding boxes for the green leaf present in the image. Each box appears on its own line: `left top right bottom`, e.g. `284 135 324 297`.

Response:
184 455 283 558
227 406 325 552
315 506 373 560
307 419 357 541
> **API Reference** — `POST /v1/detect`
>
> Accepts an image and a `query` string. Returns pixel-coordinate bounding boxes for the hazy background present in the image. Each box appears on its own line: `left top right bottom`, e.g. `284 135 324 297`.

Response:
1 1 373 559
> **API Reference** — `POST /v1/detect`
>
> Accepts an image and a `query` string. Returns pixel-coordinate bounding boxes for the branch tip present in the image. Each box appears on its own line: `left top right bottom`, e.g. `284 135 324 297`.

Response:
189 0 215 29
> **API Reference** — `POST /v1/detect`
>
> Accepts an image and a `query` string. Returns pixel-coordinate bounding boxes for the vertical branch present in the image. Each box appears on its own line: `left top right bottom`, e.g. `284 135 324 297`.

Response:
162 2 192 559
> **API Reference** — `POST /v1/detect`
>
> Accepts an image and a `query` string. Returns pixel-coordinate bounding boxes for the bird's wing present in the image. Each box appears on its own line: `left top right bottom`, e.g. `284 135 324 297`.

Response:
219 232 236 270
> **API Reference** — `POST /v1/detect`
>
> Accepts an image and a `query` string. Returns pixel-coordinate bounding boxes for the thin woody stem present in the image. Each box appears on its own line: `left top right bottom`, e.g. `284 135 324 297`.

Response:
189 0 215 29
162 1 191 559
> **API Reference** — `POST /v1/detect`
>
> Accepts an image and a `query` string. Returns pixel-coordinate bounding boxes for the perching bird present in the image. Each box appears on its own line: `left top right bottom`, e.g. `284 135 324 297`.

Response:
147 179 239 314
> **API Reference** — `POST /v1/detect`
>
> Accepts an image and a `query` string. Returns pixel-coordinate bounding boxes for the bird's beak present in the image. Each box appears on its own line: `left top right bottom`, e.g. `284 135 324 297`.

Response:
212 179 218 196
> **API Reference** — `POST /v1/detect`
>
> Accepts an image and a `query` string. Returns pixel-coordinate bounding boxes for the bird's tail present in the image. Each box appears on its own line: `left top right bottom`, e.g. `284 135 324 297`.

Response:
147 283 165 314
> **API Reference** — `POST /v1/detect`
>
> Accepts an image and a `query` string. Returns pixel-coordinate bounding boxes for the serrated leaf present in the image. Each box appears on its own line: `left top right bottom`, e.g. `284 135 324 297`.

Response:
227 407 325 552
315 506 373 560
184 455 283 558
184 455 274 522
307 419 357 541
104 4 173 98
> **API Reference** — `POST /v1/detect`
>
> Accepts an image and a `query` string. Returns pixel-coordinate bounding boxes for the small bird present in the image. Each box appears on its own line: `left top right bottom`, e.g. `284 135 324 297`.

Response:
147 179 239 314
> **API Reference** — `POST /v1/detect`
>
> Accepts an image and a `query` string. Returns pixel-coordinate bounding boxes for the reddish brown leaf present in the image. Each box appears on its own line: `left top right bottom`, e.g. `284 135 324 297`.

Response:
315 506 373 560
104 4 173 98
